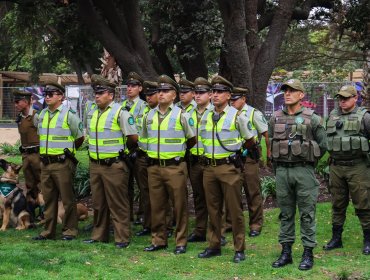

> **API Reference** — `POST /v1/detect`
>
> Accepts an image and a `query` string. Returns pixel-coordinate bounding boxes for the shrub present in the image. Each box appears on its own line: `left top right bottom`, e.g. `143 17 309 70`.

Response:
260 176 276 201
74 164 90 199
0 140 21 155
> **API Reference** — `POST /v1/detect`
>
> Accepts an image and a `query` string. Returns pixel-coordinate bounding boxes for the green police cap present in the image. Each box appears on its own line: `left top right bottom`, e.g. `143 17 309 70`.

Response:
194 77 212 93
230 87 248 100
143 81 158 95
91 74 117 93
211 76 233 92
43 83 65 94
127 72 144 86
336 85 357 98
280 79 305 92
179 78 195 93
13 89 32 101
157 75 179 93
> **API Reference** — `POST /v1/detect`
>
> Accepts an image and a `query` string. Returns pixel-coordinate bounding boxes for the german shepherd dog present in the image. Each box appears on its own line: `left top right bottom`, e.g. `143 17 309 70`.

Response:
0 159 32 230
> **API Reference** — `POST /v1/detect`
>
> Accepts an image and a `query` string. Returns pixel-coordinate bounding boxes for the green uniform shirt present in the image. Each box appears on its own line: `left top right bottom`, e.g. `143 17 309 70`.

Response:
176 99 197 113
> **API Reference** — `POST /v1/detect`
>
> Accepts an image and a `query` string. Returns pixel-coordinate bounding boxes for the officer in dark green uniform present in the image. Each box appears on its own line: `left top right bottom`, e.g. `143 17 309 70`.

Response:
269 79 327 270
323 85 370 255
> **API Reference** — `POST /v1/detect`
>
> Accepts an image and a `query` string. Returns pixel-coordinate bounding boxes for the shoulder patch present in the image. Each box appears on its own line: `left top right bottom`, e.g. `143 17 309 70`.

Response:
78 122 83 131
247 121 252 130
128 116 135 125
69 109 76 114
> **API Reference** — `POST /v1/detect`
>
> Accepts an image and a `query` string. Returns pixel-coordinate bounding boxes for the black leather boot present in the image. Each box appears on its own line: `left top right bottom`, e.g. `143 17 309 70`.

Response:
323 225 343 251
298 247 314 270
272 243 293 268
363 229 370 255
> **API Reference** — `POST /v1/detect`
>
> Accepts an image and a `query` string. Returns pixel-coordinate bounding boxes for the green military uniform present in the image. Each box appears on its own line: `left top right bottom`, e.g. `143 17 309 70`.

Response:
87 75 138 246
176 78 197 113
324 85 370 255
141 76 195 251
37 84 84 239
13 90 41 202
187 79 213 240
269 106 326 247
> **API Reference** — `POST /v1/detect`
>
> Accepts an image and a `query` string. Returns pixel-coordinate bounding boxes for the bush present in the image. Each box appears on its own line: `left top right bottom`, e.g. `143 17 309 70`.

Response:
260 176 276 201
0 140 21 155
74 164 90 199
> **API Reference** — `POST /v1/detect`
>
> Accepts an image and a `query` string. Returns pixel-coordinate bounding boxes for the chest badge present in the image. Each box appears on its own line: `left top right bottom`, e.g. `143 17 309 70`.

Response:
295 116 304 124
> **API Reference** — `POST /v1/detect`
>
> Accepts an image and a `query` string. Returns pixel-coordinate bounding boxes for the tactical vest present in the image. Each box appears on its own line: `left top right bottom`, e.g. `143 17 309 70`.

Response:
271 108 320 162
38 106 75 155
242 104 258 141
146 106 186 159
200 107 242 159
87 103 126 160
17 111 39 147
326 107 369 160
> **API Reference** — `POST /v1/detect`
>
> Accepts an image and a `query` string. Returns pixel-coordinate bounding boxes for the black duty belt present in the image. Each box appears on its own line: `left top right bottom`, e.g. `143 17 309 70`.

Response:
331 158 365 166
40 154 66 165
276 161 314 168
136 149 148 158
203 157 233 167
20 146 39 154
147 157 184 167
90 156 121 166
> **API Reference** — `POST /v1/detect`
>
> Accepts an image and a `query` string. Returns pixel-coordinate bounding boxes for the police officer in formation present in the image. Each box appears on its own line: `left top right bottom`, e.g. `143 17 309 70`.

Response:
186 77 213 243
269 79 327 270
134 81 159 237
33 83 84 241
230 87 270 237
83 75 138 248
176 78 197 112
324 85 370 255
197 76 256 263
141 75 196 254
13 90 42 219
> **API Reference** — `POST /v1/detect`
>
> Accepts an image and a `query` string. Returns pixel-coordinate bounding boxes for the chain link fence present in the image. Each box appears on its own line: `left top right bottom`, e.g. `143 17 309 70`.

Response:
0 82 364 122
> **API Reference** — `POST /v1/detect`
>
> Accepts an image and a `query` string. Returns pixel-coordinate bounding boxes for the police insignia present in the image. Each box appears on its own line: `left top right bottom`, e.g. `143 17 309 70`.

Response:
247 121 252 130
78 122 83 131
128 116 135 125
189 117 194 126
295 116 304 124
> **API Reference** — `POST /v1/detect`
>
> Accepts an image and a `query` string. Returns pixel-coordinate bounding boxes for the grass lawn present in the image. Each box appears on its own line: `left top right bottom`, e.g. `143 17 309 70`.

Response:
1 153 369 279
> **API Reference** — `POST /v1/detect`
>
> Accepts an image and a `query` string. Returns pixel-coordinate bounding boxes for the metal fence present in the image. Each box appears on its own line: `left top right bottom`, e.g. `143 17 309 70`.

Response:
0 82 364 122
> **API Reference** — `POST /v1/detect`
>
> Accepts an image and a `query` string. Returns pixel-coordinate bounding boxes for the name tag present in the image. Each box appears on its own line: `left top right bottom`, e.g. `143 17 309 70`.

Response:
103 140 120 144
164 139 181 143
52 136 68 140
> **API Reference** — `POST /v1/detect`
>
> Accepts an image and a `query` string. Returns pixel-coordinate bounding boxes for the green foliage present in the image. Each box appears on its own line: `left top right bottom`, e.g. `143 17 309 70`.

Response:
74 163 90 199
260 176 276 201
316 152 330 183
0 140 21 156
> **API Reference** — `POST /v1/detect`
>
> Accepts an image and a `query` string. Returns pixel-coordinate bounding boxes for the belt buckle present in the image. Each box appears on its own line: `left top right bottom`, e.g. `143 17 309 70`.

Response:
211 158 217 167
159 159 166 167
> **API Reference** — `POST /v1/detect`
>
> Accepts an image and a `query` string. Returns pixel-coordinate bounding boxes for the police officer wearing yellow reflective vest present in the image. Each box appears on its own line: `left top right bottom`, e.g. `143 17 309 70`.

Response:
324 85 370 255
142 75 196 254
176 78 197 112
187 77 213 243
33 83 84 241
230 87 270 237
83 75 138 248
198 76 256 263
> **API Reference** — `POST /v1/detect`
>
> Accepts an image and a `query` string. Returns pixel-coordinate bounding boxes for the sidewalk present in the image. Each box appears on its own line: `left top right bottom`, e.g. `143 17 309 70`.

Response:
0 128 20 145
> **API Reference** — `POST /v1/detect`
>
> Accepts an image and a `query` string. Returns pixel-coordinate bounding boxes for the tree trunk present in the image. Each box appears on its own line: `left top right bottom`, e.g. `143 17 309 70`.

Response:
218 0 252 89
